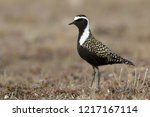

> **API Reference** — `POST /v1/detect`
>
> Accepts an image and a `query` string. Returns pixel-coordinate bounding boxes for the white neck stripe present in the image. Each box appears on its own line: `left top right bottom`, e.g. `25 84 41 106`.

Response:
79 23 90 45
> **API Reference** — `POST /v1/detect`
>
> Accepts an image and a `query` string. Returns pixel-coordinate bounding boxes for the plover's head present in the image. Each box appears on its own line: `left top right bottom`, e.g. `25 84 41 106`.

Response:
69 15 90 45
69 15 89 30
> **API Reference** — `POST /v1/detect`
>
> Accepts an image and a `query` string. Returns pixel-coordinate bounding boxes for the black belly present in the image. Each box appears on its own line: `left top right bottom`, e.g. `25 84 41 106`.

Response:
77 46 108 67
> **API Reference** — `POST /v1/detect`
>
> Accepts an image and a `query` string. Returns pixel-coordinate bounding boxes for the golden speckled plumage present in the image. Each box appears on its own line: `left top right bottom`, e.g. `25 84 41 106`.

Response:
82 35 134 66
83 36 111 58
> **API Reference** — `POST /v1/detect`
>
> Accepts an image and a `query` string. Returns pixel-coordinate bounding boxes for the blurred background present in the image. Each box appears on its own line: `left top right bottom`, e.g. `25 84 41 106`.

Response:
0 0 150 99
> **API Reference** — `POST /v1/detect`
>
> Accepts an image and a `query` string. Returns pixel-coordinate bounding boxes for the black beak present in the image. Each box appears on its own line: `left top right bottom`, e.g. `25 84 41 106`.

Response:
68 21 74 25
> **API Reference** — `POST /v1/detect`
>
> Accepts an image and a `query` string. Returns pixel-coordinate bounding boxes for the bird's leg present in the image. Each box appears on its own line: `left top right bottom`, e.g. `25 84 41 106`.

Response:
91 66 96 87
96 67 101 89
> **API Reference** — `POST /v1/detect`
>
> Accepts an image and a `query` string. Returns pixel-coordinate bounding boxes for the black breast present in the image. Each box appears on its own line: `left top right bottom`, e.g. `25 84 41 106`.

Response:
77 45 108 67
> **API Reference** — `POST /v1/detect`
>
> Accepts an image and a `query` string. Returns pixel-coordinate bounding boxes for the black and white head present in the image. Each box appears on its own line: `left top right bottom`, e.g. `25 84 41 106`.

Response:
69 15 90 45
69 15 89 31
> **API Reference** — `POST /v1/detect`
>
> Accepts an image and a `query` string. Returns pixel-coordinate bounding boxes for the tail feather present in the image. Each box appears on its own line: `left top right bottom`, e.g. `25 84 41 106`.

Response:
109 53 135 66
121 58 135 66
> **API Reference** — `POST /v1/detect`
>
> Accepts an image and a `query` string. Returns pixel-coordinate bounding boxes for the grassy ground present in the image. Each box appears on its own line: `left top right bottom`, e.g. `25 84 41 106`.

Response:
0 0 150 99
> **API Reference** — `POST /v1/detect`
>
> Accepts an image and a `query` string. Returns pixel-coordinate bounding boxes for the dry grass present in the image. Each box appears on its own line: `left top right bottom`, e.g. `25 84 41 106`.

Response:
0 0 150 99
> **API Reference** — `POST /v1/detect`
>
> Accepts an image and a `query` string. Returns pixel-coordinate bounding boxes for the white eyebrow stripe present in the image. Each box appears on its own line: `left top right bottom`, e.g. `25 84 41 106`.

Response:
74 16 89 21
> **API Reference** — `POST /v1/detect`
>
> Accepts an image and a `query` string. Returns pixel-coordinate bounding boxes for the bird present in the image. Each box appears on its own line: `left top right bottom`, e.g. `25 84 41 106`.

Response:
69 14 134 89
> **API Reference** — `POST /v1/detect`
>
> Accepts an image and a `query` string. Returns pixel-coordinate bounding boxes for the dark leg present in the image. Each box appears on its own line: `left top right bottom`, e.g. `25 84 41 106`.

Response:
91 66 96 87
96 67 101 89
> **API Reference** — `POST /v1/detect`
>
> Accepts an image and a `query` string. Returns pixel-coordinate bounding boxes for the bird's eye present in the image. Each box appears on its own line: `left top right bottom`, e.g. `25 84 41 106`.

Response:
76 19 81 22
